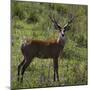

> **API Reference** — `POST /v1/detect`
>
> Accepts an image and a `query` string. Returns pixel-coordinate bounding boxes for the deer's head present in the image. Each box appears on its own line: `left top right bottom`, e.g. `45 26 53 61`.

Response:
49 15 73 38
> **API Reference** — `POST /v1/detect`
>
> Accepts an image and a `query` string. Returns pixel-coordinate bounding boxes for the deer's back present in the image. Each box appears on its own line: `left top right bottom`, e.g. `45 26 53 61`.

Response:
21 39 64 58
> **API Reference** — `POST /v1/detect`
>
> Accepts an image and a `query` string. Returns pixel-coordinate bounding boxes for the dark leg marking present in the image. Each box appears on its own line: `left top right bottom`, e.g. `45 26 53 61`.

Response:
53 58 59 81
20 57 32 82
17 59 25 81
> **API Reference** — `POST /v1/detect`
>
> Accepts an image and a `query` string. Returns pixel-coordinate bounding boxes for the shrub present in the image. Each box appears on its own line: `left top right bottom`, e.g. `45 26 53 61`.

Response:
26 14 38 24
75 33 87 48
12 1 26 20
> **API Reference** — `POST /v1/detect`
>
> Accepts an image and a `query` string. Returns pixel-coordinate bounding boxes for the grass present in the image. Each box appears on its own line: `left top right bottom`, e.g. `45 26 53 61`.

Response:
11 19 87 89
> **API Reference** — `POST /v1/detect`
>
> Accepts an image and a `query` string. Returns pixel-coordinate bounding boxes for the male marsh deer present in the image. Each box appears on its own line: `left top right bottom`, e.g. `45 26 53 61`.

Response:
17 16 73 82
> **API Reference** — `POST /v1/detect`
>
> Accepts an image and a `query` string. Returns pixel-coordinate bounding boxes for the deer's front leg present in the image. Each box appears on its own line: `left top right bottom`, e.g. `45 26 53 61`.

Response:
53 58 59 81
56 60 59 81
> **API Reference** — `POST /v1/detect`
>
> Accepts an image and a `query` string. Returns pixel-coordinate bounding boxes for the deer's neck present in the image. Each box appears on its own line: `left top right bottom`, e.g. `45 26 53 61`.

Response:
57 33 66 47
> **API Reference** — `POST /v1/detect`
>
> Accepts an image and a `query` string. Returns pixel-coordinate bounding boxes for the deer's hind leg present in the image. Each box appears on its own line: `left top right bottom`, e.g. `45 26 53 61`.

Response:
17 58 25 81
20 57 33 82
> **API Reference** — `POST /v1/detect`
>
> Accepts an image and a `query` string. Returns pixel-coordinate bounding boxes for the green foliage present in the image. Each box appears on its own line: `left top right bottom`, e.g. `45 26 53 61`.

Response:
75 33 87 48
11 1 88 89
26 13 38 24
12 1 26 20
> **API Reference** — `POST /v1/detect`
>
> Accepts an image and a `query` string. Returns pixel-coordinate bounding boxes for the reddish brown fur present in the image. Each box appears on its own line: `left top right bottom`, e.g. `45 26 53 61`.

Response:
21 38 64 59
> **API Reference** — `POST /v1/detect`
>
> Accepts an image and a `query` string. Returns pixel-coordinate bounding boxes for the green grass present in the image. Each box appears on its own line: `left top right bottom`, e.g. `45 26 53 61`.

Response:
11 20 87 89
11 1 88 89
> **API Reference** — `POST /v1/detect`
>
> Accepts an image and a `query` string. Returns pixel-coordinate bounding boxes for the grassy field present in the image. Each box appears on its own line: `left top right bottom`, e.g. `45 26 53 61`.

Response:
11 1 88 89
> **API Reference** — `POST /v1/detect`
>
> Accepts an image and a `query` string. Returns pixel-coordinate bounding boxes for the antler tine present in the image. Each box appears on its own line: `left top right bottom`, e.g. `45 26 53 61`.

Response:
49 15 54 23
53 17 59 25
68 16 74 24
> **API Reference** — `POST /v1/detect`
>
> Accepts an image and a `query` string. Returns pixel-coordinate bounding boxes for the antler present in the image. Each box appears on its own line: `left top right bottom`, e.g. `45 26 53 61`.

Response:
64 16 74 28
49 15 61 30
63 16 74 31
68 16 74 24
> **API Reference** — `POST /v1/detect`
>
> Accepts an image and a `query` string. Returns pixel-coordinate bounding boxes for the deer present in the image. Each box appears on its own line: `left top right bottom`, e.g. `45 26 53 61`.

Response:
17 15 73 82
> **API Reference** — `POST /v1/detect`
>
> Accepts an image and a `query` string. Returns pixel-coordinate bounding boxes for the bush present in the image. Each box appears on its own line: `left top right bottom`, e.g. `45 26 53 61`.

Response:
12 1 26 20
75 33 87 48
26 14 38 24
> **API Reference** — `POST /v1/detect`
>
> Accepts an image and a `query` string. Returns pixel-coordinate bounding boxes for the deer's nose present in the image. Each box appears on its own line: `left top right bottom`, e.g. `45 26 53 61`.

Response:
62 34 64 37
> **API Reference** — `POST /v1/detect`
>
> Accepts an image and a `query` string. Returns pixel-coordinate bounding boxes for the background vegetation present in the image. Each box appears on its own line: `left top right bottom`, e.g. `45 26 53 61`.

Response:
11 0 88 89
